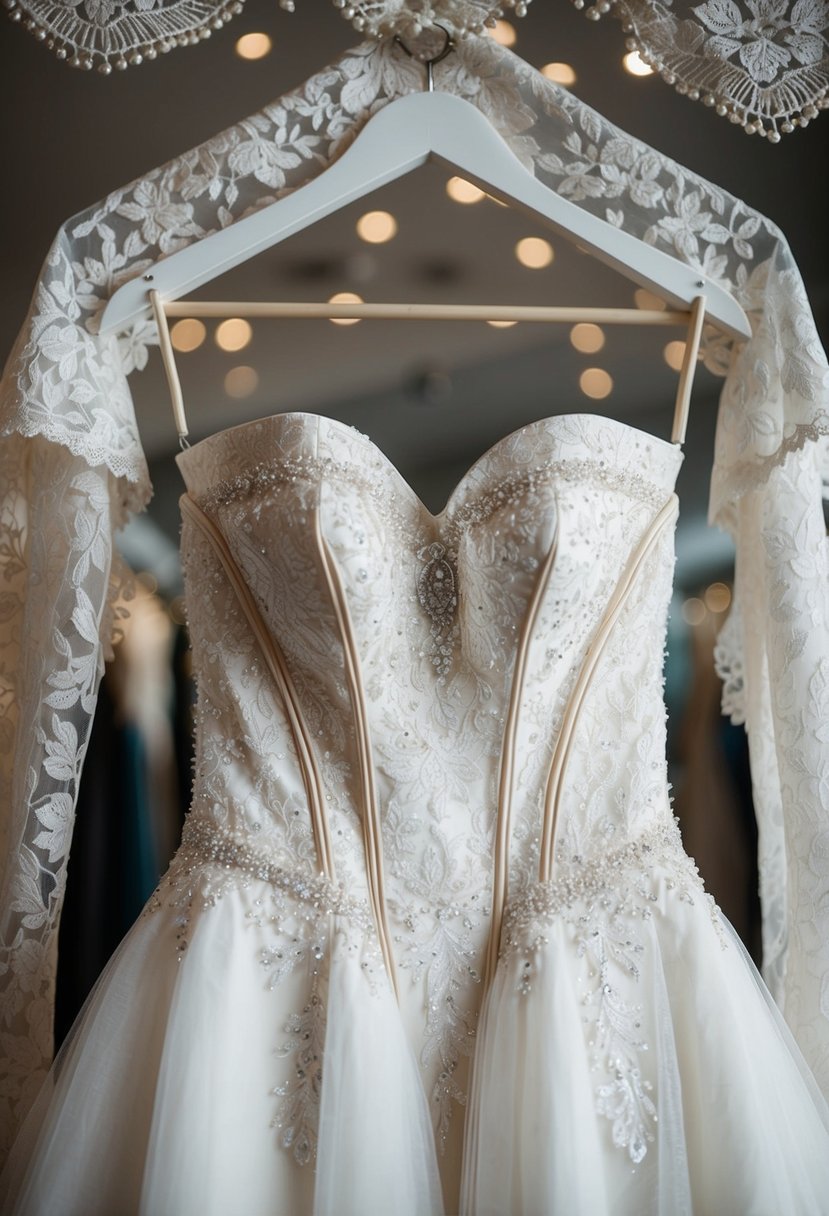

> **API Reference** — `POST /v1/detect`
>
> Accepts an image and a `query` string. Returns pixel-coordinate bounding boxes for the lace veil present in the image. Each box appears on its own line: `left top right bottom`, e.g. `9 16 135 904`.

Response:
0 32 827 1156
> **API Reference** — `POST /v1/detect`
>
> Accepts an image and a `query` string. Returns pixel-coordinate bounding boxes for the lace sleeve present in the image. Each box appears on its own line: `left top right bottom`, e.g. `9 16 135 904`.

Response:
713 598 745 726
1 34 827 1161
726 441 829 1087
0 216 151 1154
0 434 139 1157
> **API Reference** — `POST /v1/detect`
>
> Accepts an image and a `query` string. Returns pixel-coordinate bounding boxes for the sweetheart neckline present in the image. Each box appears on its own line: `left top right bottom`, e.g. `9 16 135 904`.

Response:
176 410 683 521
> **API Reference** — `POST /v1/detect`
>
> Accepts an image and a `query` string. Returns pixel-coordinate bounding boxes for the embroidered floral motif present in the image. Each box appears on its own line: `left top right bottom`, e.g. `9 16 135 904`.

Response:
571 0 829 138
2 35 828 1164
693 0 827 83
272 985 326 1167
503 818 722 1163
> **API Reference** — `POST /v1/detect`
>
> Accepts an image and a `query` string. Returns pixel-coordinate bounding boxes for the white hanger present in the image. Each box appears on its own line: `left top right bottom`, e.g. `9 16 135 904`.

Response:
100 45 749 342
100 33 749 444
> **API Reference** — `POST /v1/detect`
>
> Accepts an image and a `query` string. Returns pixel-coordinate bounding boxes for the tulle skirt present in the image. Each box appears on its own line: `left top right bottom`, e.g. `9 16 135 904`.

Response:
461 865 829 1216
2 865 829 1215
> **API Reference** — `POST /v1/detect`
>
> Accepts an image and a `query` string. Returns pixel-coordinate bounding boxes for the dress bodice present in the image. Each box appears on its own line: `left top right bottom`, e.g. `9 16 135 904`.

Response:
172 410 685 1174
9 411 829 1216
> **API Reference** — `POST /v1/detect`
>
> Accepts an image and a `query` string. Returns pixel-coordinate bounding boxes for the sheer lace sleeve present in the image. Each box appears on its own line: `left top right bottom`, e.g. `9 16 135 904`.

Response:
0 248 149 1153
0 438 134 1155
1 33 827 1161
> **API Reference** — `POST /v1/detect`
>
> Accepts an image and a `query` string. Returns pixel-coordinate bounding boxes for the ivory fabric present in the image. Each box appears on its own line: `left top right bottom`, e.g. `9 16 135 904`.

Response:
574 0 829 141
8 0 829 140
0 34 827 1172
1 411 828 1215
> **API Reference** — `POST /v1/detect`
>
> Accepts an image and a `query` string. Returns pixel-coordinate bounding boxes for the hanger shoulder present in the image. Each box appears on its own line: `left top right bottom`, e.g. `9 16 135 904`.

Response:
100 91 750 341
422 95 749 340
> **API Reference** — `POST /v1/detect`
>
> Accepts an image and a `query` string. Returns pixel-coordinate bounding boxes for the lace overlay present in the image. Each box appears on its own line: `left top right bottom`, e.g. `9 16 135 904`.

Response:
0 35 828 1161
6 0 827 143
4 0 534 73
574 0 829 140
151 410 690 1169
502 817 720 1164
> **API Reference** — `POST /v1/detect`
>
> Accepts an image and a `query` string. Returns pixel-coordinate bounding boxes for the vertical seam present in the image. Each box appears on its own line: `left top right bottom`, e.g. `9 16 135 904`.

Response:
180 493 336 881
313 507 401 1003
538 494 679 884
485 512 560 986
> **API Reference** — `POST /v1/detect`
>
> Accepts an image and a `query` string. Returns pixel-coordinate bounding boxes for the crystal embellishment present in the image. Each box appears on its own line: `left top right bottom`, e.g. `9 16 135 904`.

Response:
417 542 459 679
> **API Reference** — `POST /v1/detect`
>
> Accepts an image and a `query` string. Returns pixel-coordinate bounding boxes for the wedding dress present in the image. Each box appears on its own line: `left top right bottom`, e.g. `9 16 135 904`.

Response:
2 409 827 1215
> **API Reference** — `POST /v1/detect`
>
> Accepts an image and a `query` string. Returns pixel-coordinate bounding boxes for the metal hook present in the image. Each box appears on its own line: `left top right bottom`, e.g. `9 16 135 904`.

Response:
393 24 455 92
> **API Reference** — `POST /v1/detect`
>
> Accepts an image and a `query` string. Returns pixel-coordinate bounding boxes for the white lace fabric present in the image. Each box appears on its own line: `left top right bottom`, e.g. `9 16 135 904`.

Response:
2 410 828 1214
6 0 828 141
577 0 829 140
0 33 827 1164
3 0 529 72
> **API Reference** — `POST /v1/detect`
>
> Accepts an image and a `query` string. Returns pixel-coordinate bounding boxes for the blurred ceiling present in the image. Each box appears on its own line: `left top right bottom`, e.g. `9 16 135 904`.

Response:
1 2 827 569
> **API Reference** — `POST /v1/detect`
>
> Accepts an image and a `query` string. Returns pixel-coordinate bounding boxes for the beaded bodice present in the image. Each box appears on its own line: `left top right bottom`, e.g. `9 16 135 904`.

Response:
169 410 688 1175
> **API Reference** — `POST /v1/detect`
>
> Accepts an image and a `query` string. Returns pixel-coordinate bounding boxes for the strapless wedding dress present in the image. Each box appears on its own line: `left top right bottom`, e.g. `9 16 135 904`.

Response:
2 412 828 1216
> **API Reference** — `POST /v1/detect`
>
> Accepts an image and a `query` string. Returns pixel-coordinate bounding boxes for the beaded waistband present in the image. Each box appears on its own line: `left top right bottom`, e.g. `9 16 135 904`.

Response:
173 815 374 931
168 815 707 962
501 817 703 957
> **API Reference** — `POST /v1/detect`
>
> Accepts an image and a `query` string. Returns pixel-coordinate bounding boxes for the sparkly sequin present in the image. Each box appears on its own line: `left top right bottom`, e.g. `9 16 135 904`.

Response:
149 816 376 956
168 412 708 1177
501 816 723 1165
501 817 708 964
195 448 671 678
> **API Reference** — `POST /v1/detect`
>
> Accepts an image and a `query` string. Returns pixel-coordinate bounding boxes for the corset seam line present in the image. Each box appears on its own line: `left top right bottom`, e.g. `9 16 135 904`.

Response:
485 505 560 986
539 493 680 882
180 492 336 882
313 505 401 1004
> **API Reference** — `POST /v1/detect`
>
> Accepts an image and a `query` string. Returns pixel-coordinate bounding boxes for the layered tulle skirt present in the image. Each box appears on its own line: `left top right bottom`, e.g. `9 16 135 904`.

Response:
2 846 829 1215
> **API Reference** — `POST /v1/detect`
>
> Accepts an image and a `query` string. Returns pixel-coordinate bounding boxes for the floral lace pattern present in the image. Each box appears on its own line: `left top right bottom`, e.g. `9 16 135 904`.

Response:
574 0 829 139
138 411 691 1175
4 0 533 73
6 0 826 141
0 36 827 1161
502 816 722 1164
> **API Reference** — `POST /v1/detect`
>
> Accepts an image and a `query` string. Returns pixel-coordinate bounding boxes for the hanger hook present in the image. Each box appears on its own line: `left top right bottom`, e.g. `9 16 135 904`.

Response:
393 24 455 92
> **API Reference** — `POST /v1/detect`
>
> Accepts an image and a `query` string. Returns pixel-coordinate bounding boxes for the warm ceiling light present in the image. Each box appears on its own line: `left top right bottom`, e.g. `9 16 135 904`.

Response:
356 210 398 243
170 318 206 353
570 322 605 353
515 237 554 269
328 292 363 325
235 33 272 60
487 319 518 328
446 177 485 204
541 62 577 86
579 368 613 399
634 287 667 311
664 340 687 371
488 19 517 46
215 318 253 352
623 50 654 76
681 597 707 626
704 582 732 613
224 365 259 399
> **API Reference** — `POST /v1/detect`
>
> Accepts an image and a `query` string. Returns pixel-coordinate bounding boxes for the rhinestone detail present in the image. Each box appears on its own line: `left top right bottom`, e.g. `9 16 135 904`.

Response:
501 815 719 971
195 452 671 679
150 815 375 957
416 542 459 680
197 452 670 522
